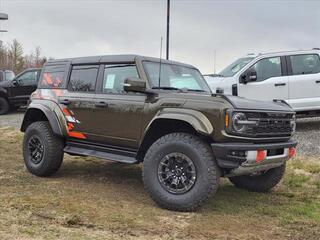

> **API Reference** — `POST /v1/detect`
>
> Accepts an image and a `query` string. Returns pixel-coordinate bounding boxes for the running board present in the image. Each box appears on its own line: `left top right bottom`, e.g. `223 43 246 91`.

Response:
64 142 138 164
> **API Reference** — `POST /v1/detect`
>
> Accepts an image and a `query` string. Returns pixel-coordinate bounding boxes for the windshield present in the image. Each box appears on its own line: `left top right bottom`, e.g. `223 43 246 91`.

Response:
143 61 211 93
5 71 15 81
219 57 254 77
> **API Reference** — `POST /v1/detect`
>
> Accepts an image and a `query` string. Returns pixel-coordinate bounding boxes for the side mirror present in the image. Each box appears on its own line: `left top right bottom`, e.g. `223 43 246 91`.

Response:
123 78 146 92
12 79 19 86
239 67 257 84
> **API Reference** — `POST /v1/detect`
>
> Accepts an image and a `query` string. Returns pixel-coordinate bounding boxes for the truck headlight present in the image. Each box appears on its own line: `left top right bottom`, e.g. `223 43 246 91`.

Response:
232 112 247 132
225 111 258 135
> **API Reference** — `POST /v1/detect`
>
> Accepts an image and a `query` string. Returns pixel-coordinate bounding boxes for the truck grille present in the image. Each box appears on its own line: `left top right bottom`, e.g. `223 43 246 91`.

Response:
245 112 294 138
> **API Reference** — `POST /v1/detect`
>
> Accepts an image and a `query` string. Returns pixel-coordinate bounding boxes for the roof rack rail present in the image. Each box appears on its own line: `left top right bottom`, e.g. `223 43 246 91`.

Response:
312 48 320 50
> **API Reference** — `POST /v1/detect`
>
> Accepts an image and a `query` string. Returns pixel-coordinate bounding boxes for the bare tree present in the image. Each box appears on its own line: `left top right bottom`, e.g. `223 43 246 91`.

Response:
0 39 48 73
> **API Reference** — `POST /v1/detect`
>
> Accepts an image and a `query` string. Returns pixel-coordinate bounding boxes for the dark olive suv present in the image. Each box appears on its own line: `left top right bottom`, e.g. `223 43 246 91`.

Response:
20 55 297 211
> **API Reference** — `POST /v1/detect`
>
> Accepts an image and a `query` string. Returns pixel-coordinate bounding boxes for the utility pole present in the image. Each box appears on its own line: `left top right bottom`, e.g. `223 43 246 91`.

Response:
0 12 8 48
166 0 170 60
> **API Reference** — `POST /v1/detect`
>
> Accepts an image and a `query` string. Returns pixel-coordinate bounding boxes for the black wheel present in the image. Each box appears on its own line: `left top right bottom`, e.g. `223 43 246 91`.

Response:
23 121 64 177
143 133 220 212
0 97 9 115
228 164 286 192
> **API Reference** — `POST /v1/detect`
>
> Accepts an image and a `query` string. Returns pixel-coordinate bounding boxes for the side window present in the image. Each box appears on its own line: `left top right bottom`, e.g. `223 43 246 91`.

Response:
68 65 99 92
252 57 282 81
290 54 320 75
16 71 38 85
39 65 65 89
5 71 15 82
103 64 139 93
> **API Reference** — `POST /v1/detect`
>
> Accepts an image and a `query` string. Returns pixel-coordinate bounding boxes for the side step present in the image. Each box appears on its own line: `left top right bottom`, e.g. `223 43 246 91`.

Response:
64 141 138 164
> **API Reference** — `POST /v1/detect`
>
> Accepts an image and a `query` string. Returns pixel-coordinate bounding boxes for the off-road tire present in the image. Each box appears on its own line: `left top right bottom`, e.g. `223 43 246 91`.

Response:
0 97 9 115
143 132 220 212
23 121 64 177
228 164 286 192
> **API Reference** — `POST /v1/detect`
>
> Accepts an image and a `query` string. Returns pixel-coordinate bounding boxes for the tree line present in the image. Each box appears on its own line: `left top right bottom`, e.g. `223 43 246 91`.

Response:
0 39 47 74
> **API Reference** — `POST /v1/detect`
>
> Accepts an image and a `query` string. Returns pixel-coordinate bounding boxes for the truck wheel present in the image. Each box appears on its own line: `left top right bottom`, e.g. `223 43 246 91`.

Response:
23 121 64 177
143 133 220 212
228 164 286 192
0 97 9 115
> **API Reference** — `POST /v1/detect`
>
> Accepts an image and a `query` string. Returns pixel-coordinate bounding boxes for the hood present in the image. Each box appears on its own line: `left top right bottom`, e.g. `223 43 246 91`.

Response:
223 95 293 112
159 92 292 113
205 76 235 95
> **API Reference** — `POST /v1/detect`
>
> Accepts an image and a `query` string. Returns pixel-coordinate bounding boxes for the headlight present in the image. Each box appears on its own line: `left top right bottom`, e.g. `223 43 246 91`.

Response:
232 112 247 132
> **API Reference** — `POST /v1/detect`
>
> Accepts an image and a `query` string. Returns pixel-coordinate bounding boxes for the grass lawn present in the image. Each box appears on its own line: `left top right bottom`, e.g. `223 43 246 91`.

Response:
0 127 319 240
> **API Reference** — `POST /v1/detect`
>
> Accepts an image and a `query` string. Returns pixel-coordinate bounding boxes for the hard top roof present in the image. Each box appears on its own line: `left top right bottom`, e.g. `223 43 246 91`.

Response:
45 54 196 69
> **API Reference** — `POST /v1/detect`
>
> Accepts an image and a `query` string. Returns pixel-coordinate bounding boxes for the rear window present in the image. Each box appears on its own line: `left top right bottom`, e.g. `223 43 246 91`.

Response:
39 65 66 89
290 54 320 75
68 65 99 92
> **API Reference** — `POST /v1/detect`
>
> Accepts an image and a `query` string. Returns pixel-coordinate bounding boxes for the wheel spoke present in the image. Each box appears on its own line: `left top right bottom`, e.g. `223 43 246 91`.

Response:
157 152 196 194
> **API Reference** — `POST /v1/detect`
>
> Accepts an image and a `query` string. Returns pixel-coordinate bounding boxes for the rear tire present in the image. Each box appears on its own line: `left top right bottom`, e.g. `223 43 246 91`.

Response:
23 121 64 177
228 164 286 192
143 133 220 212
0 97 9 115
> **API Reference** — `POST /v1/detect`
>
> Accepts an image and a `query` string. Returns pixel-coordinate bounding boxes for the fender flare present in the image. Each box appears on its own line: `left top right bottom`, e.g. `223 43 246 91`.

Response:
144 108 214 136
21 103 65 136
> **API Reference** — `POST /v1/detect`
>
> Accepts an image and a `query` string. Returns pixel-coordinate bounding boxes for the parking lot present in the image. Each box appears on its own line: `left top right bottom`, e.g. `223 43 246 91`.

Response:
0 110 319 157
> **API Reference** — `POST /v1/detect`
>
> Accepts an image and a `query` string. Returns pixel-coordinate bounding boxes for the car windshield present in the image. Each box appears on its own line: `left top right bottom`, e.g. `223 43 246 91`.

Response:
143 61 211 93
5 71 15 81
219 57 254 77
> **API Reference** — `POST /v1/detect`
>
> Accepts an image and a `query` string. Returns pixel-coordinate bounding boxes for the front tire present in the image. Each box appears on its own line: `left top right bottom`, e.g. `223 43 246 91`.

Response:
143 133 220 212
0 97 9 115
228 164 286 192
23 121 64 177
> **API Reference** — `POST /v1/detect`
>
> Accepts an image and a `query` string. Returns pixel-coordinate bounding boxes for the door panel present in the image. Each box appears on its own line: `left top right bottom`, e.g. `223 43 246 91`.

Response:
238 76 289 101
238 56 289 101
61 64 100 141
91 94 145 148
287 54 320 111
89 63 145 148
9 70 39 103
58 92 97 141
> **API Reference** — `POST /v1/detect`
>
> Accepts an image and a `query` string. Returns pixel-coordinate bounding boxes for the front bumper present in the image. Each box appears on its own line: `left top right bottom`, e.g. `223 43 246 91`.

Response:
211 140 297 177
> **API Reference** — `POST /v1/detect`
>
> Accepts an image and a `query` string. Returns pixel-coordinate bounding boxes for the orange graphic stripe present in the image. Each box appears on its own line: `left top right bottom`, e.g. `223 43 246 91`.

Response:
62 108 71 116
67 131 86 139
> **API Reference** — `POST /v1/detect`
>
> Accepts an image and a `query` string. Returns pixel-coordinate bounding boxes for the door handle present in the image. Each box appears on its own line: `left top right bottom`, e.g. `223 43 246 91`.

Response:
316 80 320 84
59 99 71 105
274 83 286 87
95 101 108 108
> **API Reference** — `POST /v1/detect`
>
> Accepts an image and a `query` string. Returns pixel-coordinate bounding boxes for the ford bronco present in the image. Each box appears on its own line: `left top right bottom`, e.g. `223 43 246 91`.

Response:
21 55 297 211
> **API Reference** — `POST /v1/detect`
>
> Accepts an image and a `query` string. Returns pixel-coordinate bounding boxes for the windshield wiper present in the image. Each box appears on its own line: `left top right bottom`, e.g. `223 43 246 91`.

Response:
184 89 206 93
152 86 182 91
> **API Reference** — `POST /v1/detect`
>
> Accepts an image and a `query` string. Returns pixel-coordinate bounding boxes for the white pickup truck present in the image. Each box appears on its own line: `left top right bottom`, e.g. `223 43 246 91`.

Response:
205 49 320 115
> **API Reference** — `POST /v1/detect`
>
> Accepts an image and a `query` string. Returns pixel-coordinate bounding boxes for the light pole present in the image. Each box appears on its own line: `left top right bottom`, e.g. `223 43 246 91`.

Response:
166 0 170 60
0 12 8 48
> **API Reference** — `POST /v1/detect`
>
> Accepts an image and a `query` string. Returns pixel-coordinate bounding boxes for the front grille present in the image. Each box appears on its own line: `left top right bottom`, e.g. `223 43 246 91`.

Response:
245 112 294 138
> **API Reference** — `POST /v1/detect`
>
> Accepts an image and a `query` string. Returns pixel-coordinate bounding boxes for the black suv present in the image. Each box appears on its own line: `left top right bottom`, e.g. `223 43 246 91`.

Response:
20 55 297 211
0 68 41 114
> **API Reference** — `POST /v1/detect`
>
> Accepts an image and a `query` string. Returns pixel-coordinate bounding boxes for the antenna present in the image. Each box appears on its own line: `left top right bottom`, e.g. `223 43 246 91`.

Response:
213 50 216 74
158 36 163 88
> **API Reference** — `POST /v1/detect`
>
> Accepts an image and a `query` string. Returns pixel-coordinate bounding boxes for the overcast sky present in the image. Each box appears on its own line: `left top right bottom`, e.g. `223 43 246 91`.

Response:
0 0 319 73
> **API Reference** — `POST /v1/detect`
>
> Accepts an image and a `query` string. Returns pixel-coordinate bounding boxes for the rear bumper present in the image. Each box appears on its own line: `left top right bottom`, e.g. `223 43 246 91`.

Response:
211 140 298 177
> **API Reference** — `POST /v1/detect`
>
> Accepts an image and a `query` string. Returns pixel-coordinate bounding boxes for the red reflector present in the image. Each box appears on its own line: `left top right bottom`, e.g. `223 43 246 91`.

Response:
288 147 296 158
256 150 266 163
